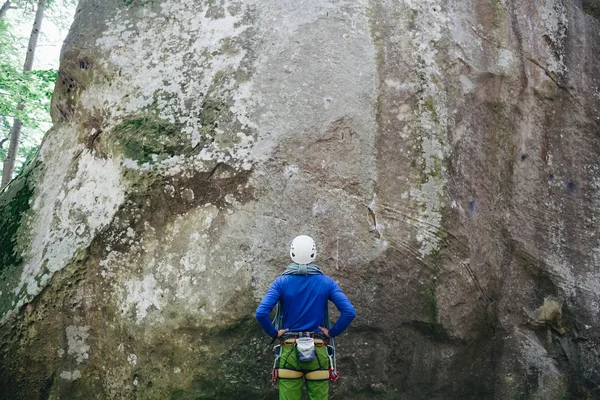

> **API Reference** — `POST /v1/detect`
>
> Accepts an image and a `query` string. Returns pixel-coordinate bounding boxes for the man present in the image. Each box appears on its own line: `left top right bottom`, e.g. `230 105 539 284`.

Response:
255 235 356 400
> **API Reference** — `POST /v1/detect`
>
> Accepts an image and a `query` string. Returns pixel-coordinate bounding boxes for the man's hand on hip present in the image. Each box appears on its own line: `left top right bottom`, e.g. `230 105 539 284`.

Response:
318 326 331 338
277 328 289 338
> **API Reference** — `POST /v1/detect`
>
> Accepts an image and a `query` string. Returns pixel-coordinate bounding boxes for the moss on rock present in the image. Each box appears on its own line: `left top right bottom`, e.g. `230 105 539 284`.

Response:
109 116 188 164
0 174 34 274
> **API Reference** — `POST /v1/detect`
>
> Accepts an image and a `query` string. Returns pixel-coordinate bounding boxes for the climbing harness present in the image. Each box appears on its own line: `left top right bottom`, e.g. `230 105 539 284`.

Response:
271 333 338 382
270 262 341 382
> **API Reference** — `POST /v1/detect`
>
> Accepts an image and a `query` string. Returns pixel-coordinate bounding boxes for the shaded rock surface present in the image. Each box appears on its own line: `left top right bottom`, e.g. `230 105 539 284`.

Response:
1 0 599 399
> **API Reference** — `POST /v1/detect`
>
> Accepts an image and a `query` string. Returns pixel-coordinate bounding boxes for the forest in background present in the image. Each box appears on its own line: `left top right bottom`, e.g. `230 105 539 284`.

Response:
0 0 75 187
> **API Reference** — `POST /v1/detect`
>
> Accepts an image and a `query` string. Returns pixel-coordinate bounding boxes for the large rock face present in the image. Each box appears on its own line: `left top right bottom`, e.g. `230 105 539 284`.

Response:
1 0 599 398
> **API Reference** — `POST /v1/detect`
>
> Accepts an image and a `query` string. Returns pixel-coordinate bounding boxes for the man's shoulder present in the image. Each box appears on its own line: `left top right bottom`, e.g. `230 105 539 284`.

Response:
316 273 336 287
325 274 340 286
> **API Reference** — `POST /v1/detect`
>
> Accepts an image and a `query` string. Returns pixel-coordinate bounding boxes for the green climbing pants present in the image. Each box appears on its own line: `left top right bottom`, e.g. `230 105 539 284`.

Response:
278 342 330 400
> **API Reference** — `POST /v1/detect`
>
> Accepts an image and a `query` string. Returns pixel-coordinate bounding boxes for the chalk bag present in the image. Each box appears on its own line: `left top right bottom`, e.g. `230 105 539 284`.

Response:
296 337 316 362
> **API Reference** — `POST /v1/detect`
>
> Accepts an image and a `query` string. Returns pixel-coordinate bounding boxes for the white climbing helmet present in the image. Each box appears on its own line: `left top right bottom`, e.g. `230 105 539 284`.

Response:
290 235 317 264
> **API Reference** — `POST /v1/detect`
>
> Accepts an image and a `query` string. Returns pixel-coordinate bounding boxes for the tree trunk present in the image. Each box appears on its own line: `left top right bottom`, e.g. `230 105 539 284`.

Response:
0 1 11 21
1 0 46 188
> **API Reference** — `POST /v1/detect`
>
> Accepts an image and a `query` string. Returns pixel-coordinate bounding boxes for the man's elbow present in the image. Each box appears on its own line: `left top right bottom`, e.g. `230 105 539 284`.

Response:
255 307 268 322
345 306 357 321
350 307 357 320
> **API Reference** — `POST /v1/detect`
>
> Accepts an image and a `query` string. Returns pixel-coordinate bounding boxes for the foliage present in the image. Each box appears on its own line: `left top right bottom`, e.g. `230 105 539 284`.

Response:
0 61 57 127
0 0 75 181
45 0 79 30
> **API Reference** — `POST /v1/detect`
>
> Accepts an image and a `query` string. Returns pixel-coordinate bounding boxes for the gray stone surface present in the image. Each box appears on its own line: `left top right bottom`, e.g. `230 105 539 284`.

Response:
0 0 599 398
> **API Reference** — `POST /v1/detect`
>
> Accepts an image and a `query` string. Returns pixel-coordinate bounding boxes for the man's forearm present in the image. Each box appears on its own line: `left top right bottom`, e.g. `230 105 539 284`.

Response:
255 309 278 337
328 308 356 337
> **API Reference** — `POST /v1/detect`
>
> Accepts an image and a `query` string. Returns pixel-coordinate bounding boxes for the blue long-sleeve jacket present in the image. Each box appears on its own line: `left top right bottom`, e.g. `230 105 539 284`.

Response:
255 274 356 338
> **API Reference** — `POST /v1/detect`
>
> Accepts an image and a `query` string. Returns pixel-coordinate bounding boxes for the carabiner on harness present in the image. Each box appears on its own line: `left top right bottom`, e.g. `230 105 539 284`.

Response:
272 344 282 382
327 344 340 382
